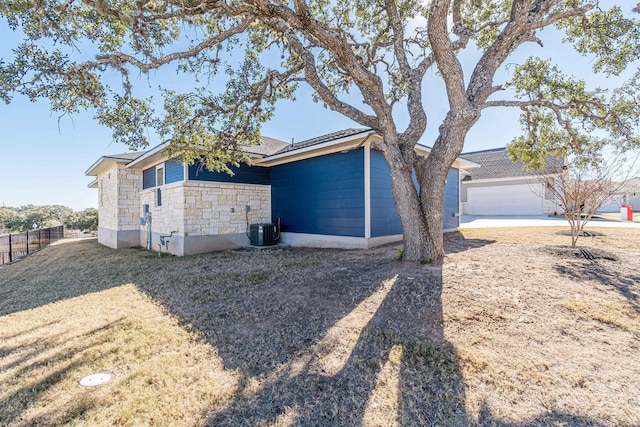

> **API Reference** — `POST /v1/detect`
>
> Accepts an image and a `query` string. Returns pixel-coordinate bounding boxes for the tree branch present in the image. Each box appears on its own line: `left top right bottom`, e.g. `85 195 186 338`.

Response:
255 0 393 126
282 29 379 129
427 0 468 110
83 19 254 74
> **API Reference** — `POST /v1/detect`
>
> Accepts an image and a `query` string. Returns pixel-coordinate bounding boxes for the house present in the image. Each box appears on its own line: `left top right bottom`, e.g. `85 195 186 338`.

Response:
86 129 478 256
621 177 640 209
600 176 640 213
459 147 561 215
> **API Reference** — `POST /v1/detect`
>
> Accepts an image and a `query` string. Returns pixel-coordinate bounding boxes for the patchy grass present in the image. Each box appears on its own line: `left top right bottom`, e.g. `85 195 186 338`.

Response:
459 225 640 250
0 227 639 426
563 298 638 332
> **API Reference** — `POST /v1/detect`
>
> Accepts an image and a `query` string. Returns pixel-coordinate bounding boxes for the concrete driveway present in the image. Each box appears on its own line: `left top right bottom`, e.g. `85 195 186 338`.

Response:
459 215 640 229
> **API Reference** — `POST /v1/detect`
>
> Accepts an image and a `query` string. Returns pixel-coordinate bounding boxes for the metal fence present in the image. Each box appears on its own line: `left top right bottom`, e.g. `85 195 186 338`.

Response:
0 226 64 265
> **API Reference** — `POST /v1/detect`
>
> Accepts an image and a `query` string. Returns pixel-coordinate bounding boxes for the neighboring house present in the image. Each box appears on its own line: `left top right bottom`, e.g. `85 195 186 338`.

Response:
602 176 640 213
459 148 561 215
86 128 477 256
621 177 640 209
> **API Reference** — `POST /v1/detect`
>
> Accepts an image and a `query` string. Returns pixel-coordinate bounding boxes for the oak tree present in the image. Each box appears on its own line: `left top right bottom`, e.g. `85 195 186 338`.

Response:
2 1 639 262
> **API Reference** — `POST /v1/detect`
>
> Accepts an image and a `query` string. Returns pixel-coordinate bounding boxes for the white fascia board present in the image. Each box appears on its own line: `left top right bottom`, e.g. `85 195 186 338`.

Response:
125 143 169 170
255 131 379 166
454 157 481 169
85 156 135 176
414 144 431 157
87 179 98 189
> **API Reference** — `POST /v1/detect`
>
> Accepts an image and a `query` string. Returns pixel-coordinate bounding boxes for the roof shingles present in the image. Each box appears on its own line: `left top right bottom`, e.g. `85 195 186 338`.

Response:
460 148 561 180
273 128 372 155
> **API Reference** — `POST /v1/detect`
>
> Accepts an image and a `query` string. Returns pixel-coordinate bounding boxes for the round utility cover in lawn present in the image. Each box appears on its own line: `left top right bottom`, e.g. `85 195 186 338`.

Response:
79 373 112 387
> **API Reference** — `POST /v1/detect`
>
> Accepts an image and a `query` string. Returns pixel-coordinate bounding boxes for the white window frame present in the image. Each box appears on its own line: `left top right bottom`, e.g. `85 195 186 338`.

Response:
156 164 165 187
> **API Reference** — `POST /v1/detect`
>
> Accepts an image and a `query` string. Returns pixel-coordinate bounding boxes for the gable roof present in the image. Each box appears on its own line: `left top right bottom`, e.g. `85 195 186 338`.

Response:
460 147 561 181
85 150 148 177
274 128 372 155
620 177 640 193
85 135 298 176
257 128 479 169
87 129 479 178
241 136 290 156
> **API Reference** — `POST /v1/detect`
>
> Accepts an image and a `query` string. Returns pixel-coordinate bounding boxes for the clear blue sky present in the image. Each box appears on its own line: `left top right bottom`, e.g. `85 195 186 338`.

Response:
0 20 633 211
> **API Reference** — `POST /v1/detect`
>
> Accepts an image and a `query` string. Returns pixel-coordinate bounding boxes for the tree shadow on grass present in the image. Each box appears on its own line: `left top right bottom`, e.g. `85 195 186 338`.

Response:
474 405 608 427
0 319 124 426
444 231 496 255
124 237 607 426
199 262 468 426
0 239 618 425
554 256 640 313
193 256 609 426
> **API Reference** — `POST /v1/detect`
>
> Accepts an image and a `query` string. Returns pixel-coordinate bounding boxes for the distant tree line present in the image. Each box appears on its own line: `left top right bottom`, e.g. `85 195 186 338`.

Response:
0 205 98 234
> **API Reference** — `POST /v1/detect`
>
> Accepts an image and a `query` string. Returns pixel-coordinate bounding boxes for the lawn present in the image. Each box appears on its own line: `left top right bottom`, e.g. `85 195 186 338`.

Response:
0 227 638 426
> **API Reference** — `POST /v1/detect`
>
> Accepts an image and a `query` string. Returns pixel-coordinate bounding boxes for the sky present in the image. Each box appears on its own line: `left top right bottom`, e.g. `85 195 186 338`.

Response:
0 12 635 211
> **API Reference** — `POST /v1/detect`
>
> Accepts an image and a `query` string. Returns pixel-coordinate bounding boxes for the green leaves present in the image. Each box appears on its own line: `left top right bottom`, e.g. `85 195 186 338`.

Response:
0 0 638 179
95 93 155 150
559 6 640 76
507 56 639 176
459 0 511 49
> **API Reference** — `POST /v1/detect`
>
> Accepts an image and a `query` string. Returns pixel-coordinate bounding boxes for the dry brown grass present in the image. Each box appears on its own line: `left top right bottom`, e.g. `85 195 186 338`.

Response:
0 226 639 426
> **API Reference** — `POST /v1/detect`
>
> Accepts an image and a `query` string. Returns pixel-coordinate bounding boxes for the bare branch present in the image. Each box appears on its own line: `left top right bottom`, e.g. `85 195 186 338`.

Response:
467 0 588 107
383 0 412 78
282 29 379 129
255 0 392 123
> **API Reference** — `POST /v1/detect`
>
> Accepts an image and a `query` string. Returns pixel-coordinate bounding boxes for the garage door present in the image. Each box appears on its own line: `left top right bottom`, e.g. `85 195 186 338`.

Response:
598 195 624 213
468 184 543 215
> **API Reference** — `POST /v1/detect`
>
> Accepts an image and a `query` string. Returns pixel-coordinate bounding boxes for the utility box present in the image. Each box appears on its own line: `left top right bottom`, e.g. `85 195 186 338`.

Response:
249 223 277 246
621 205 634 221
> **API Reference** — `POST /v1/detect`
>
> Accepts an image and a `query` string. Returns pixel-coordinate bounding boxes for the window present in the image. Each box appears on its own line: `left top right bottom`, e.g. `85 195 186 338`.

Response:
156 188 162 207
156 165 165 187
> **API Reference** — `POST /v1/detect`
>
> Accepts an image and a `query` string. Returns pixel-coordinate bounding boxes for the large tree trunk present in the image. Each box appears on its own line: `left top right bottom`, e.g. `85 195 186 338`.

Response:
385 152 450 265
382 133 432 263
384 115 476 265
387 162 431 262
382 131 461 264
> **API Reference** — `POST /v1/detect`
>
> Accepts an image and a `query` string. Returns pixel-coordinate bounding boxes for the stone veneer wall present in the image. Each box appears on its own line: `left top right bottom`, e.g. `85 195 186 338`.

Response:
98 164 119 231
138 181 271 254
117 164 143 231
97 163 142 249
183 181 271 235
139 182 186 238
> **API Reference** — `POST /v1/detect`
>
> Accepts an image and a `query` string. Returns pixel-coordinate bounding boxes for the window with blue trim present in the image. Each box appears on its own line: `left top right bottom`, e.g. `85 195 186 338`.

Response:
143 160 184 189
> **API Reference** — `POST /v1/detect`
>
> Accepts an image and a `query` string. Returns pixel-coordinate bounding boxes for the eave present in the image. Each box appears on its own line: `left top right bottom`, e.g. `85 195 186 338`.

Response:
125 143 169 170
85 155 140 176
255 131 381 167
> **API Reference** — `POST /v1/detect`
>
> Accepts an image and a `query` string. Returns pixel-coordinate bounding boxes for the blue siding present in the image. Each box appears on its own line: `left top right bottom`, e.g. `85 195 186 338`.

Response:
142 167 156 189
443 168 459 230
370 149 459 236
370 150 403 237
271 149 365 237
188 162 269 185
165 161 184 184
143 161 184 189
